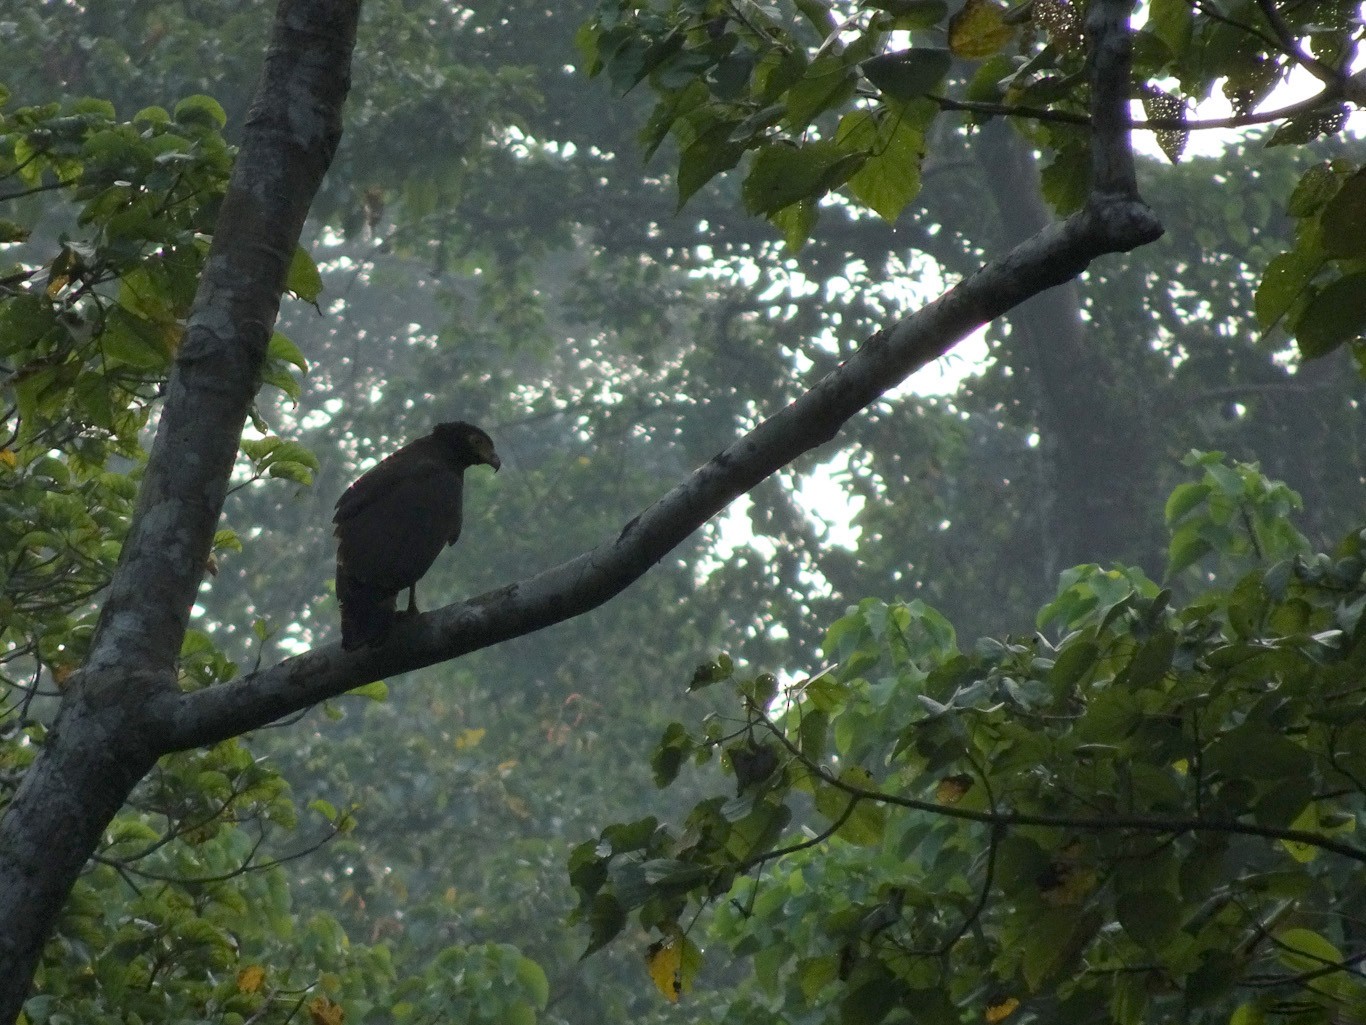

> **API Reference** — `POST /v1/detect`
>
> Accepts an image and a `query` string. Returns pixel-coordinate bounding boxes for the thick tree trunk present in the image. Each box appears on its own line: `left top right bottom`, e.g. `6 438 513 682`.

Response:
0 2 360 1019
0 688 158 1018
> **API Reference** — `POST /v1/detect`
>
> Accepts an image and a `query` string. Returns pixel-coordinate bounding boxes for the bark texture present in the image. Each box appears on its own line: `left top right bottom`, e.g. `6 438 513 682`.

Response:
0 0 360 1019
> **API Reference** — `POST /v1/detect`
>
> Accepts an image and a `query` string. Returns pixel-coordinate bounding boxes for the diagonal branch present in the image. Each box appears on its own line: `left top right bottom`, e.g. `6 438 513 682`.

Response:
165 0 1162 753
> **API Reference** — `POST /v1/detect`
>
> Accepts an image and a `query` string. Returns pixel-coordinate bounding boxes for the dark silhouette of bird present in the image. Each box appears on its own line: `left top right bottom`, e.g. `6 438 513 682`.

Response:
333 421 500 650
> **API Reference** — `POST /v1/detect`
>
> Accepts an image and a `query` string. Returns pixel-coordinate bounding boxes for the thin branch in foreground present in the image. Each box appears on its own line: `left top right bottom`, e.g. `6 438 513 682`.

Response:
928 86 1337 133
757 714 1366 865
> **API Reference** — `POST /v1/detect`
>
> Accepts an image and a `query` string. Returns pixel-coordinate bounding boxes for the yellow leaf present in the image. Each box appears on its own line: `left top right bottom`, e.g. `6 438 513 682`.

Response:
308 996 345 1025
935 773 973 804
1039 863 1097 906
506 794 532 819
0 449 16 469
949 0 1014 59
645 929 701 1003
1033 0 1082 51
1142 87 1188 163
986 997 1020 1023
236 964 266 994
1281 801 1355 863
455 727 486 750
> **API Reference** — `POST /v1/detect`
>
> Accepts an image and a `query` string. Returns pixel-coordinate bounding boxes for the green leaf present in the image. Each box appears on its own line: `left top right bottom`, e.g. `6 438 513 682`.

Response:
515 956 550 1008
1021 907 1103 989
797 707 829 761
347 680 388 701
1229 1004 1267 1025
266 460 314 484
1320 169 1366 258
1287 162 1342 217
1049 638 1098 689
840 104 929 221
1116 888 1182 950
1164 481 1210 524
813 771 885 846
1204 726 1312 782
862 0 948 27
1294 272 1366 359
268 331 309 372
261 364 302 401
582 893 627 956
133 105 171 126
772 198 819 251
840 973 907 1025
1110 972 1147 1025
1275 927 1342 975
1120 630 1175 688
652 723 693 787
860 49 952 101
948 0 1013 59
1255 248 1321 329
309 797 339 820
743 141 864 216
1186 950 1238 1006
964 54 1017 106
1040 140 1090 215
677 121 745 208
1147 0 1192 55
784 56 857 129
797 954 839 1001
1280 801 1354 863
1165 521 1212 579
173 94 228 130
103 314 175 370
286 246 324 302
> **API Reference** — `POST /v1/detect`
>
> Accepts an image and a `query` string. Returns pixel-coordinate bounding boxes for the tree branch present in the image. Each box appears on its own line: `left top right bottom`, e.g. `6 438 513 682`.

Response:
757 714 1366 866
165 3 1161 753
1249 0 1340 85
928 86 1338 133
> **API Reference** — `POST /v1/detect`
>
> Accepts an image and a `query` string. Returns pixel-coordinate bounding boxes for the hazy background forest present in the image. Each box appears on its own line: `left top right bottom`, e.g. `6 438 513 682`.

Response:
3 0 1366 1023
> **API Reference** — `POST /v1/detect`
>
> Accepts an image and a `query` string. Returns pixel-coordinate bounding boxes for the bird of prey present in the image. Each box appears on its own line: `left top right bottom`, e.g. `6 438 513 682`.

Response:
333 421 500 650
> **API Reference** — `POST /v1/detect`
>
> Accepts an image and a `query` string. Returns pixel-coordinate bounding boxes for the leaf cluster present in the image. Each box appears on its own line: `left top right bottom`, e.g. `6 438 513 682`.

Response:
1256 158 1366 365
578 0 1364 245
573 457 1366 1025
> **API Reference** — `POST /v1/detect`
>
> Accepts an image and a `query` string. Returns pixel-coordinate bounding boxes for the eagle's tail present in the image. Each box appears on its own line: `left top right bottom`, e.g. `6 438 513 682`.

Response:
337 574 397 650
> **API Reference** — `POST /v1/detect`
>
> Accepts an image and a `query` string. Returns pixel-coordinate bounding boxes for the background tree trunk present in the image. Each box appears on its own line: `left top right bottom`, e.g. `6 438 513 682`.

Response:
978 122 1155 580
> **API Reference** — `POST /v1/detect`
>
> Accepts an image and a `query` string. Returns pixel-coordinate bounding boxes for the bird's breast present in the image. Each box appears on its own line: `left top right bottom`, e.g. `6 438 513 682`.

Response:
335 470 464 592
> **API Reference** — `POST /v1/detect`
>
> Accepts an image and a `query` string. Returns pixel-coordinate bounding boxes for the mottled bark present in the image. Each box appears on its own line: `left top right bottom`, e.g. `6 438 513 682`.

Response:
0 1 360 1019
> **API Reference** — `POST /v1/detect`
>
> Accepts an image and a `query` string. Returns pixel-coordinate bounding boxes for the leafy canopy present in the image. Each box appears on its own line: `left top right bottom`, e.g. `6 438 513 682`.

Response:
573 456 1366 1025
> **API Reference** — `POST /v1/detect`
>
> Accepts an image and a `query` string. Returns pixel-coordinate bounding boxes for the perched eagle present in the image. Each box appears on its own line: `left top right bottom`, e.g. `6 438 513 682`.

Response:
333 421 500 650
